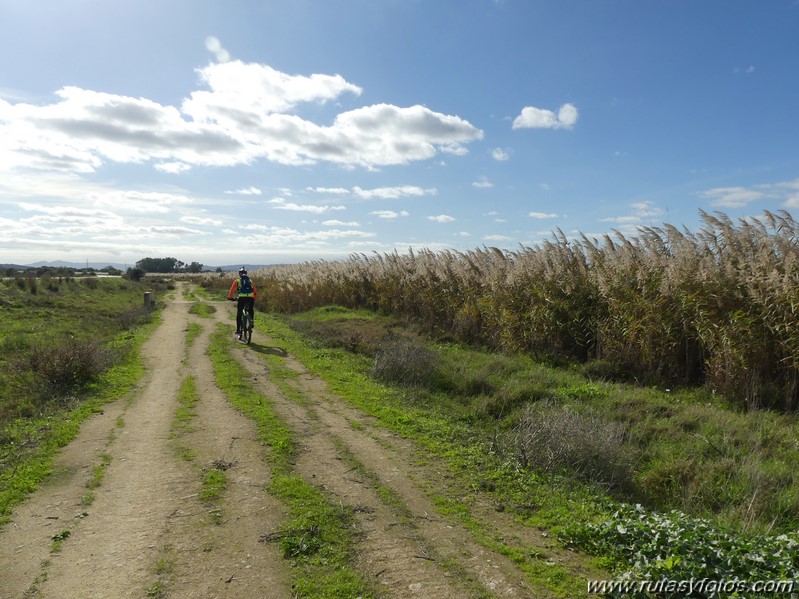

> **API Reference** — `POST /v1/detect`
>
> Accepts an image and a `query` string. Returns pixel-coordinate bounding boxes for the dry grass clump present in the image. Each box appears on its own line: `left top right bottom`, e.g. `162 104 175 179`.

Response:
222 209 799 412
510 401 634 490
13 338 113 402
370 335 439 388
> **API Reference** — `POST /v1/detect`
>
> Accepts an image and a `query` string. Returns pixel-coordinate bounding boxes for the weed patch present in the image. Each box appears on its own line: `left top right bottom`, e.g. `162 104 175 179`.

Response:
510 401 634 491
562 503 799 597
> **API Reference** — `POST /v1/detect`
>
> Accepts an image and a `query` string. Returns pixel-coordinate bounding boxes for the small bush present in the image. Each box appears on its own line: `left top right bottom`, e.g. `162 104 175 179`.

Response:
475 381 550 420
510 401 634 490
371 335 438 388
22 338 113 400
116 306 153 329
124 268 145 282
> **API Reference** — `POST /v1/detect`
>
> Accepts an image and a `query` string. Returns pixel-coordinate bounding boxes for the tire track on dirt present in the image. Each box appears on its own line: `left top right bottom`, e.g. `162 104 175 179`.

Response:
161 301 291 598
0 386 131 598
283 361 606 592
223 305 549 598
0 284 295 599
2 290 197 599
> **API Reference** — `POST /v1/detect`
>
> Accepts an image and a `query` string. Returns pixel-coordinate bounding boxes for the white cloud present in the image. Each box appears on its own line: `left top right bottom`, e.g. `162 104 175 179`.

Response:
528 211 559 219
205 36 231 63
90 190 192 214
699 186 767 208
599 200 664 225
238 226 376 245
154 161 191 174
353 185 437 199
370 210 409 219
698 179 799 210
473 176 493 188
491 147 509 161
0 61 483 175
629 201 663 217
308 187 349 195
226 186 262 195
599 215 643 224
271 201 346 213
512 103 578 130
427 214 455 223
778 179 799 208
181 215 222 226
322 219 360 226
184 59 363 119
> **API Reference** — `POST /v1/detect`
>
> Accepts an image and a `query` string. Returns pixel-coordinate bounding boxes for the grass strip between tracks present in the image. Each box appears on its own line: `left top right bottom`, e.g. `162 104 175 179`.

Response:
207 323 374 599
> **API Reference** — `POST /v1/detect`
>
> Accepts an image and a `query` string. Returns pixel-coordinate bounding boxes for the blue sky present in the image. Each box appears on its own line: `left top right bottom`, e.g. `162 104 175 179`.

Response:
1 0 798 267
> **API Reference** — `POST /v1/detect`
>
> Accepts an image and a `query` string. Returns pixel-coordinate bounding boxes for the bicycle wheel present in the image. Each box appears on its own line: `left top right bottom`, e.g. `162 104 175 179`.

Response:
244 314 253 344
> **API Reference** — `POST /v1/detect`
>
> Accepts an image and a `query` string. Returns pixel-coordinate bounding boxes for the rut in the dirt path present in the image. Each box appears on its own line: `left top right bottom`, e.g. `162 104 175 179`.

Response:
229 316 558 598
160 302 291 599
0 290 197 599
0 285 294 599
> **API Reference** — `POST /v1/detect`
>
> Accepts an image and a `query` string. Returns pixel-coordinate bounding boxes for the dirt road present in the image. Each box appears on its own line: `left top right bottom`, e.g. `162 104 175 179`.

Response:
0 284 597 598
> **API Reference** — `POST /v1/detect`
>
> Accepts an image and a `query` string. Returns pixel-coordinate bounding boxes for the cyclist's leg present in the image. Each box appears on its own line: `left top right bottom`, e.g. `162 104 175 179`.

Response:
236 299 244 332
246 297 255 328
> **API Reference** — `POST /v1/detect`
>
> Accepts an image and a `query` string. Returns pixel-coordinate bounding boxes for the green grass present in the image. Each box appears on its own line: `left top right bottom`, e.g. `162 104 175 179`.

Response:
185 322 203 351
207 323 374 598
199 467 228 504
0 277 168 526
172 376 199 440
0 316 158 527
81 450 113 506
260 306 799 594
50 529 71 552
188 302 216 318
259 312 602 596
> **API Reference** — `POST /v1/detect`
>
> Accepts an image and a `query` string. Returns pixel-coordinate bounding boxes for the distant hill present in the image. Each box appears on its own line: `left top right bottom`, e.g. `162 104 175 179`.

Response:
28 260 131 270
2 261 272 273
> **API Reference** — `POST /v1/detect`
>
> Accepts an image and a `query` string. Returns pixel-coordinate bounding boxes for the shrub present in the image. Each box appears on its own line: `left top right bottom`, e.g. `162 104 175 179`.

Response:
124 268 145 282
22 338 113 400
370 335 438 388
116 306 153 329
510 401 633 490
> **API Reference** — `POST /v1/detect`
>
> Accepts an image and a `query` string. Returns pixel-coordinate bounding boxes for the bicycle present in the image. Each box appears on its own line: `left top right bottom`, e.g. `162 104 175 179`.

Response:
229 297 253 344
239 303 253 344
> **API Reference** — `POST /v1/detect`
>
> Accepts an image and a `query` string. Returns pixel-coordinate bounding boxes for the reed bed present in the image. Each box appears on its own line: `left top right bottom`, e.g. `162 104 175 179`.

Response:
230 210 798 412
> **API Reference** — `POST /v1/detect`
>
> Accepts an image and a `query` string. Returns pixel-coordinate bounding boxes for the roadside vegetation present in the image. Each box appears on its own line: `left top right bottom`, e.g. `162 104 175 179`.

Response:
242 210 799 414
193 210 799 594
242 307 799 595
0 275 166 524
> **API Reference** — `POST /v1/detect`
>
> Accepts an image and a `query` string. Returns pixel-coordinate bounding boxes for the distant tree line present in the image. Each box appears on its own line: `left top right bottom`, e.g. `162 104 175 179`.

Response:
134 257 203 273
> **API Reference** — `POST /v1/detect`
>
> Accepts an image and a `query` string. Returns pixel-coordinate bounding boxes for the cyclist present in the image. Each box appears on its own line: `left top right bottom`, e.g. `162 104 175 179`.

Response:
228 267 258 336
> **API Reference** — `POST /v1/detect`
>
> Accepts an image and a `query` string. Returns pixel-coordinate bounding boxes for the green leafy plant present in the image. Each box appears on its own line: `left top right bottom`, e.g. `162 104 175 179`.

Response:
561 503 799 597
